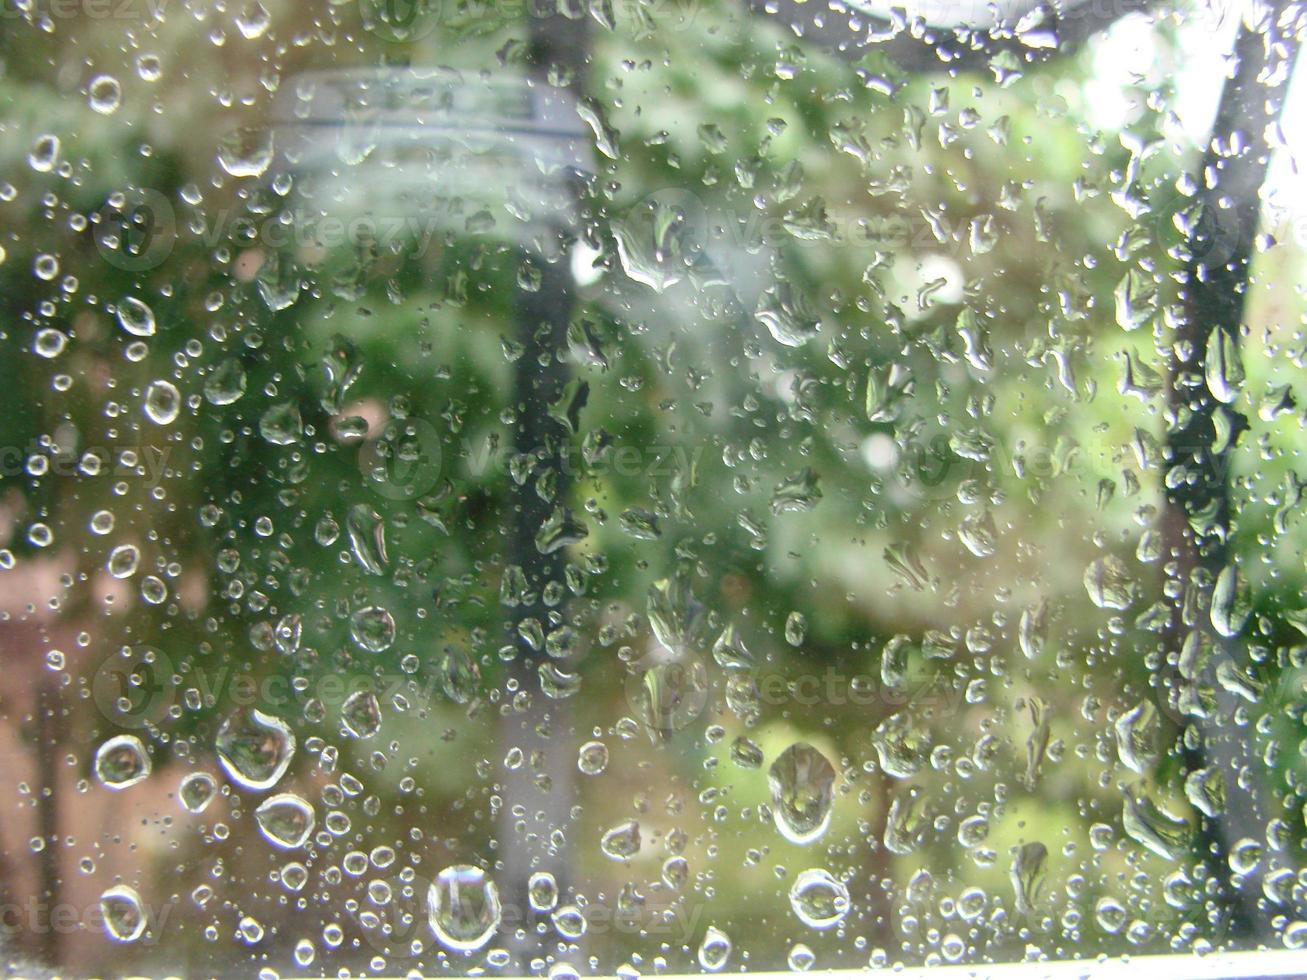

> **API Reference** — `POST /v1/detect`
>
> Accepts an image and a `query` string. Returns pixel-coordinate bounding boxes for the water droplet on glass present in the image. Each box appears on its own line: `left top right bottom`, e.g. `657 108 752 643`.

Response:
1083 555 1135 610
697 926 732 971
234 0 271 38
349 605 395 653
259 400 302 445
788 943 815 971
341 690 382 738
255 793 316 849
106 544 140 579
600 819 641 860
346 504 388 575
577 740 608 775
215 708 295 791
116 297 156 337
88 74 122 114
204 357 247 405
528 871 559 912
144 380 181 425
769 742 836 844
872 711 930 779
789 869 849 929
427 865 501 953
100 885 146 942
1009 841 1047 915
95 734 151 789
29 134 59 173
179 772 216 813
217 127 274 178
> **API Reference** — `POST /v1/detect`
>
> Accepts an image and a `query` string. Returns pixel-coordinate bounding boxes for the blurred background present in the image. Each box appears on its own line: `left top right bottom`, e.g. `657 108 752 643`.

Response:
0 0 1306 975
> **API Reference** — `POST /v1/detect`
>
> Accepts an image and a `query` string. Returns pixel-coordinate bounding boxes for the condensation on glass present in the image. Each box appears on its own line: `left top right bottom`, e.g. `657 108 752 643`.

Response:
0 0 1305 976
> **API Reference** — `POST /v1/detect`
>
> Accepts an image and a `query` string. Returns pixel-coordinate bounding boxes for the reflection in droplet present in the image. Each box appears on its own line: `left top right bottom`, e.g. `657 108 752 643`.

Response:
100 885 146 942
789 869 849 929
94 734 151 790
427 865 501 953
215 708 295 791
255 793 316 849
769 742 836 845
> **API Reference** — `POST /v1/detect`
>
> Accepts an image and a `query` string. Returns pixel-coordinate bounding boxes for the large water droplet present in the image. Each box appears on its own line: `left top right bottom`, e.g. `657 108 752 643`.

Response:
600 820 641 860
1009 841 1047 915
100 885 146 942
1114 700 1159 774
234 0 271 38
204 358 247 405
88 74 122 114
1122 785 1191 860
528 871 559 912
872 711 930 779
179 772 216 813
768 742 836 844
116 297 156 337
1205 327 1244 404
346 504 388 575
259 400 302 445
217 127 274 178
1210 564 1251 638
95 734 151 790
29 134 60 173
107 544 140 579
215 708 295 791
144 380 181 425
1083 555 1135 610
427 865 501 953
341 690 382 738
698 926 732 971
255 793 316 849
349 605 395 653
789 869 849 929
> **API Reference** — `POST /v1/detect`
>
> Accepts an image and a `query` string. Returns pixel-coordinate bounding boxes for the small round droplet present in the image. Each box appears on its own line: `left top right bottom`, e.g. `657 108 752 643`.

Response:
87 74 122 114
95 734 151 789
144 380 181 425
427 865 501 953
100 885 146 942
116 297 156 337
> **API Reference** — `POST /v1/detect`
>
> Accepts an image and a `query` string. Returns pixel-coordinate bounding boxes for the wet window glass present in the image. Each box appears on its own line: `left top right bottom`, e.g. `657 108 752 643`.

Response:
1 0 1306 976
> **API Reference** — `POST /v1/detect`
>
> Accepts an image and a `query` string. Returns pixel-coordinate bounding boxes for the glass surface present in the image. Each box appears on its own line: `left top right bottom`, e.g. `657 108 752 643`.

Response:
0 0 1305 975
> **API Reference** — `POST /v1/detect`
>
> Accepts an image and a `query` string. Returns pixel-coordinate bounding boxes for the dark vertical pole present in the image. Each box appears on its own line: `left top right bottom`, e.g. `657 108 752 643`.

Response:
1163 2 1301 942
496 2 590 966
